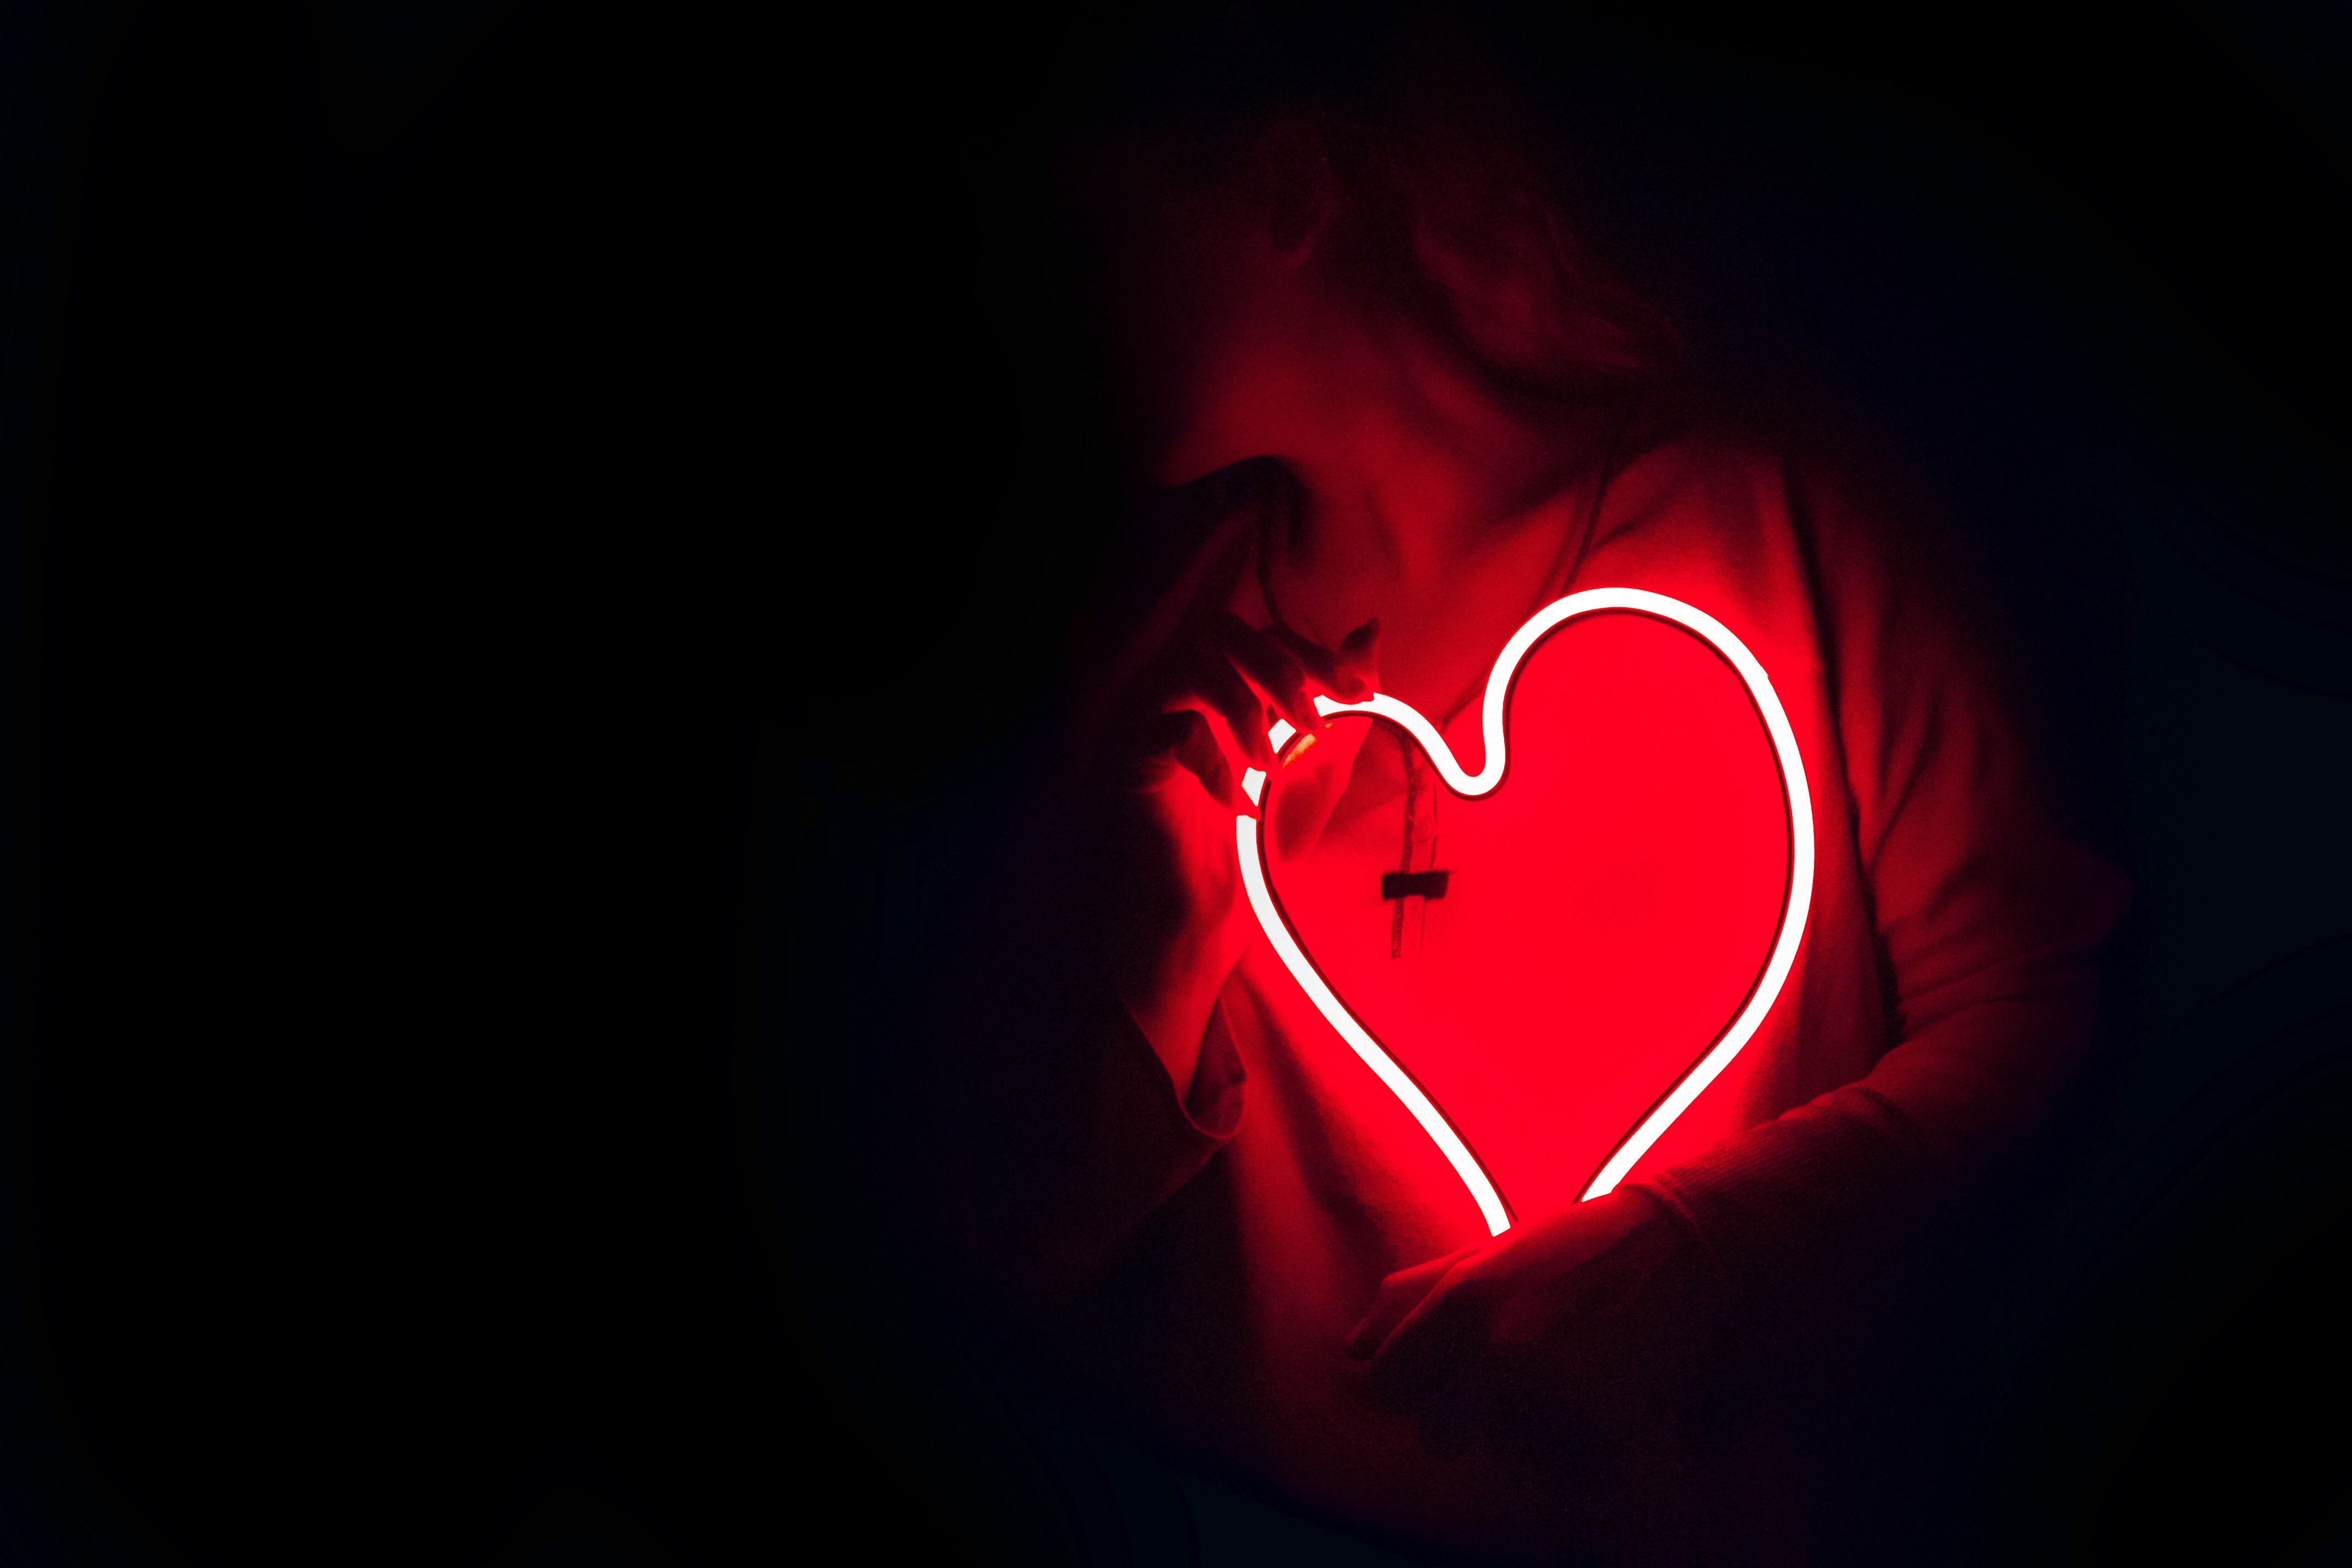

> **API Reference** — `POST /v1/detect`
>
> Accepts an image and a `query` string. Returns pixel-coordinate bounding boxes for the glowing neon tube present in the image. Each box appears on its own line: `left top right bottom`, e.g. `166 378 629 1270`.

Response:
1236 812 1513 1235
1236 587 1815 1231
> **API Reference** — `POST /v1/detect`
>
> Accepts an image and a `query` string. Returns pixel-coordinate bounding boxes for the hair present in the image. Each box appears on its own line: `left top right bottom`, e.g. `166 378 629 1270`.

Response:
1060 2 1685 399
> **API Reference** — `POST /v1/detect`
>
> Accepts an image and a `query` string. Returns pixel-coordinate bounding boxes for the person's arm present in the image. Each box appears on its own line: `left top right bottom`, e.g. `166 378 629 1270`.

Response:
914 551 1378 1317
1626 460 2127 1273
916 869 1252 1316
1347 453 2127 1454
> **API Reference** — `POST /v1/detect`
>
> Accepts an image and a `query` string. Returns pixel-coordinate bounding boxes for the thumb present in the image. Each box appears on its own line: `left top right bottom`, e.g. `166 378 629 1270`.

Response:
1337 617 1380 699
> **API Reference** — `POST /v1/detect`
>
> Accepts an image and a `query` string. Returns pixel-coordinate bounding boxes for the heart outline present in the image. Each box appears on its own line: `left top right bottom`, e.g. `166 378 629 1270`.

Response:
1234 587 1815 1235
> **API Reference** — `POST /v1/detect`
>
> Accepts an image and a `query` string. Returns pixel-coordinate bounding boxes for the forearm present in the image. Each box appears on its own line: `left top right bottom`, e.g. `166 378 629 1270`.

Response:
1630 949 2108 1275
928 960 1247 1315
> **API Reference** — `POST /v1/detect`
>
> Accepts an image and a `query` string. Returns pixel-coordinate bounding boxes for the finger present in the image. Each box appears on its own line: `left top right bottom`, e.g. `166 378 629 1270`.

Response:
1210 616 1320 741
1337 617 1380 699
1345 1245 1477 1358
1263 618 1379 704
1178 640 1276 768
1162 707 1242 812
1368 1262 1499 1406
1261 623 1350 696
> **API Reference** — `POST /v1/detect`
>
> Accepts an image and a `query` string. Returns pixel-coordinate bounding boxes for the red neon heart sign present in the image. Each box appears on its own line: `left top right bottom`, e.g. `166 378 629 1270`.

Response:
1235 589 1815 1235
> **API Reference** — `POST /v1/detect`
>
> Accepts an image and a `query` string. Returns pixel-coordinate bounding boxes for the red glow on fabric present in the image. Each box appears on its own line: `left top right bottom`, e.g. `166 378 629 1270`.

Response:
1252 607 1795 1224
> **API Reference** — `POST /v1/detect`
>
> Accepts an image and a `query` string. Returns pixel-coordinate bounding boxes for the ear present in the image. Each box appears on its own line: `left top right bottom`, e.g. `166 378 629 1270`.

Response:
1259 119 1337 265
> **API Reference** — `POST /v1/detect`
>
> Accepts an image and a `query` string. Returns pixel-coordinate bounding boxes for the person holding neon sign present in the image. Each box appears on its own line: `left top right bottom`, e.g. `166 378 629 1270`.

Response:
910 21 2128 1566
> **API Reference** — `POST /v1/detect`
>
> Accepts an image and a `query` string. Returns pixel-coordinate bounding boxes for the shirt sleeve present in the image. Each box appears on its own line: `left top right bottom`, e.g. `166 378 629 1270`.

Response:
1627 454 2131 1280
907 489 1271 1319
940 968 1251 1316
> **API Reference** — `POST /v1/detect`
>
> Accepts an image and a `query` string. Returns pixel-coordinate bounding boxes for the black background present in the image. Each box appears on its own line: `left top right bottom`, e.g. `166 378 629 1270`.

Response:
3 3 2348 1564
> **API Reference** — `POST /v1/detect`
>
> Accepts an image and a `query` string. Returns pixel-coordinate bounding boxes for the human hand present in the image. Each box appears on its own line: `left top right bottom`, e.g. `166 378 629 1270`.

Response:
1344 1189 1716 1463
1096 610 1379 1092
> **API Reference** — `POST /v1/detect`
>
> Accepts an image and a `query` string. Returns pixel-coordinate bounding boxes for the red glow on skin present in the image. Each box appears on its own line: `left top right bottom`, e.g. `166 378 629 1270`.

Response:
1110 123 1809 1234
1241 592 1809 1228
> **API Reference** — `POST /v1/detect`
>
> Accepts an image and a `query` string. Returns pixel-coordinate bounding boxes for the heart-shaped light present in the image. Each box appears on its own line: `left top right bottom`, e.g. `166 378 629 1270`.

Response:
1234 588 1814 1235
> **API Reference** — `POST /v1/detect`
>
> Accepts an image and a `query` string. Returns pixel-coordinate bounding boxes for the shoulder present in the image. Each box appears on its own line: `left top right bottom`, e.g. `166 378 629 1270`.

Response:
1594 381 1974 606
1578 382 2028 767
1603 383 1886 514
